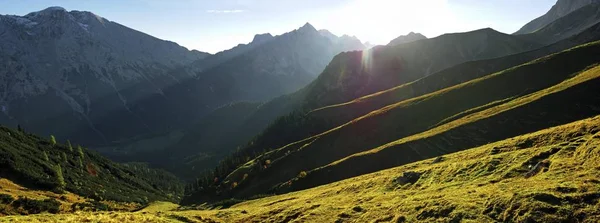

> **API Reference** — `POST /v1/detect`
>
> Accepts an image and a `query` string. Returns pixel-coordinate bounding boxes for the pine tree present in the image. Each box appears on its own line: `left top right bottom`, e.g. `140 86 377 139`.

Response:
66 140 73 152
43 151 49 162
50 135 57 146
77 145 84 158
61 152 67 162
78 156 84 169
55 164 66 192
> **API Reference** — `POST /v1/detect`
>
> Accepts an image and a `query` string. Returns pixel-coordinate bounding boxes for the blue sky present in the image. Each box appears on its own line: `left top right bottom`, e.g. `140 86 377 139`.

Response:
0 0 556 53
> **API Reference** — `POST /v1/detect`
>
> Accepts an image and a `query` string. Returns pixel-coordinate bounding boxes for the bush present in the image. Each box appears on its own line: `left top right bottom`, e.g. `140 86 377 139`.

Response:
12 197 60 214
210 198 244 209
71 200 110 212
298 171 307 178
0 194 14 204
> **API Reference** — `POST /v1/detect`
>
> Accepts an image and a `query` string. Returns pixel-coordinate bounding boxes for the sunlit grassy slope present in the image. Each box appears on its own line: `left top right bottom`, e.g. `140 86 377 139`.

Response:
183 22 600 205
309 21 600 126
5 115 600 222
193 40 600 203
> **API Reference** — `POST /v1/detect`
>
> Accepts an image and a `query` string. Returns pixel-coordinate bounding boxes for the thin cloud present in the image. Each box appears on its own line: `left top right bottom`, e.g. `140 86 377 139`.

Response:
206 9 245 14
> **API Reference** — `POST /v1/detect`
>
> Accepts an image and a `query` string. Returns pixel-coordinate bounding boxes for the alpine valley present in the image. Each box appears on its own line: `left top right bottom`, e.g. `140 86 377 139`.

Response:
1 0 600 222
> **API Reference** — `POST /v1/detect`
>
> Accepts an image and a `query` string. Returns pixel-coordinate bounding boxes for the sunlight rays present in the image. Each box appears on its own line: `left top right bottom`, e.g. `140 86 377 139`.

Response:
323 0 452 45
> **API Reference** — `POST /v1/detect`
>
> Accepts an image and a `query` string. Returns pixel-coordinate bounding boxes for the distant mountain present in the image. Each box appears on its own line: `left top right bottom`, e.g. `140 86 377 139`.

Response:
183 7 600 202
515 0 600 34
0 7 364 148
178 23 365 102
180 28 547 201
87 23 366 172
184 39 600 205
387 32 426 46
0 7 209 145
522 3 600 44
304 28 541 109
188 33 275 72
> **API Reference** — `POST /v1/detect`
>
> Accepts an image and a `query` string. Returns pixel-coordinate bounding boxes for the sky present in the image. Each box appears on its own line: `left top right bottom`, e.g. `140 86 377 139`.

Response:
0 0 557 53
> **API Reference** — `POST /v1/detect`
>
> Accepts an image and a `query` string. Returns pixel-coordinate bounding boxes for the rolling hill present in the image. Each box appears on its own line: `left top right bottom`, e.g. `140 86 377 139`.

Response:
142 26 545 180
182 39 600 204
178 5 600 199
4 0 600 222
8 114 600 222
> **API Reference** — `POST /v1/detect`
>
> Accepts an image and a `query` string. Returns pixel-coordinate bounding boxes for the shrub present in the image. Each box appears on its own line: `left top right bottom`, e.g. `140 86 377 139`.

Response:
0 194 14 204
210 198 244 208
12 197 60 214
298 171 307 178
71 200 110 212
86 163 98 176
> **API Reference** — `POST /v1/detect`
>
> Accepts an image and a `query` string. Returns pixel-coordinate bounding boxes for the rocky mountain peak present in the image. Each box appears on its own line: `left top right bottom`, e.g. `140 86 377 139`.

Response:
515 0 600 34
298 22 317 33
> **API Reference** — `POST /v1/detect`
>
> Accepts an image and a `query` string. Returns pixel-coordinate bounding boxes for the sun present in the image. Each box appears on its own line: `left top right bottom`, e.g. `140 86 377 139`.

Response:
323 0 451 45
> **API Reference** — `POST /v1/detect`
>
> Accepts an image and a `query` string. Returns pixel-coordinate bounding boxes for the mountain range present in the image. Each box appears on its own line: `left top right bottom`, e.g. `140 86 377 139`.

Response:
178 0 600 207
0 8 365 148
2 0 600 222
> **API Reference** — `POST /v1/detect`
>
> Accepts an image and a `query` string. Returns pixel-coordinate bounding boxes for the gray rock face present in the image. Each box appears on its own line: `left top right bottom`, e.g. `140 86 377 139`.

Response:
0 7 209 145
515 0 600 34
388 32 427 46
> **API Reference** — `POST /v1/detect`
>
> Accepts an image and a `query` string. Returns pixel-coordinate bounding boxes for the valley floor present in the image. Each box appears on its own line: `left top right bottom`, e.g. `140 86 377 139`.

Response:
3 115 600 222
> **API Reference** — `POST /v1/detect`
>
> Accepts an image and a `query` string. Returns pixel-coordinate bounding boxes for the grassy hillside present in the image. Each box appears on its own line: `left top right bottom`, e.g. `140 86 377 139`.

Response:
179 28 552 194
303 28 540 109
182 40 600 204
311 20 600 125
7 115 600 222
186 21 600 194
0 126 183 204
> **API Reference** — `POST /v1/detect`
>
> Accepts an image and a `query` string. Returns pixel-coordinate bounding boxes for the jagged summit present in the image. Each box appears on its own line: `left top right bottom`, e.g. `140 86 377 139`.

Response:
298 22 317 32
